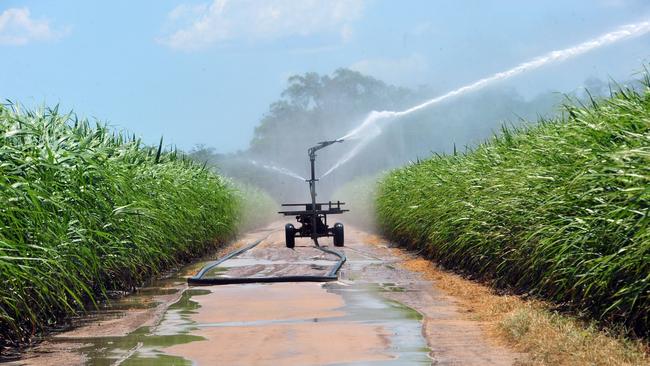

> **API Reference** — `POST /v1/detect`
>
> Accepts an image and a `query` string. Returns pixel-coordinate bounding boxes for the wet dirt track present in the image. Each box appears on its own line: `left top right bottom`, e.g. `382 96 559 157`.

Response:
8 224 522 365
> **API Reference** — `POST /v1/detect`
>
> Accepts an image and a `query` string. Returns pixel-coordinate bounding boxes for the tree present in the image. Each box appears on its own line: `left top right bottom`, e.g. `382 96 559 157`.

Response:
249 68 415 161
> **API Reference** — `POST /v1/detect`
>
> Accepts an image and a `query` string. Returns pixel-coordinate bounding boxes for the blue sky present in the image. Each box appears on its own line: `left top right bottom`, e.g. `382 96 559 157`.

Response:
1 0 649 152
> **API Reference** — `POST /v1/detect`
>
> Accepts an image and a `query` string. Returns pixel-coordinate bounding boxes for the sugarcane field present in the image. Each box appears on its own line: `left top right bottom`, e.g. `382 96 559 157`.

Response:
1 2 650 365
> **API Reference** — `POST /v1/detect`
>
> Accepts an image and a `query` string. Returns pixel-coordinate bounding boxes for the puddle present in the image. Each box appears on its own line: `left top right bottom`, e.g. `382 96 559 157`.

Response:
62 280 429 365
378 282 408 293
51 289 212 365
322 283 429 365
135 287 181 296
31 237 431 365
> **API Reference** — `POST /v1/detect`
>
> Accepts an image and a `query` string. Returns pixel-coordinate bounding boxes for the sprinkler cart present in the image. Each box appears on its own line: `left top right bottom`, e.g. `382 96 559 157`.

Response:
187 139 348 285
278 140 348 248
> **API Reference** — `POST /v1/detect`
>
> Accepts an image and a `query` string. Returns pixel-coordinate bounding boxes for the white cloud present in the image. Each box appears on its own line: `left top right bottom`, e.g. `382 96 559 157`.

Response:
0 7 69 46
159 0 365 51
167 3 209 21
350 54 429 86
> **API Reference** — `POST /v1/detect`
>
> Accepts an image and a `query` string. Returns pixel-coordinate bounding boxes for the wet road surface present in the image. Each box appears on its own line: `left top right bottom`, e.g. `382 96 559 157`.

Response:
9 224 521 365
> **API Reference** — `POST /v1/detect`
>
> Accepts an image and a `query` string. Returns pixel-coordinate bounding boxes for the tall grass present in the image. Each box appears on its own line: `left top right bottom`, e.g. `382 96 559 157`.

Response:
376 78 650 336
234 181 278 231
0 104 239 347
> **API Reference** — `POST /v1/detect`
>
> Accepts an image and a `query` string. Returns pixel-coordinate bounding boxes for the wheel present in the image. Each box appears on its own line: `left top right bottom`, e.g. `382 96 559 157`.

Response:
333 223 344 247
285 223 295 248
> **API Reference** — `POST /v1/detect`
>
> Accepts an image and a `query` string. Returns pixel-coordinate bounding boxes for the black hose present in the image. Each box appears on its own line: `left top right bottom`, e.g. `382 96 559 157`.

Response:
188 235 346 286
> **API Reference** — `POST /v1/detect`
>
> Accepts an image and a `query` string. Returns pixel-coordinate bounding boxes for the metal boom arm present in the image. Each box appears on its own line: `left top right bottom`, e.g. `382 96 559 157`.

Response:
307 139 342 244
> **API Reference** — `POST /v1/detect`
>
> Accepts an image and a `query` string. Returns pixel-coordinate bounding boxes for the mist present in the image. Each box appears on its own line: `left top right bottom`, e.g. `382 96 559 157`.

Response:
188 19 650 215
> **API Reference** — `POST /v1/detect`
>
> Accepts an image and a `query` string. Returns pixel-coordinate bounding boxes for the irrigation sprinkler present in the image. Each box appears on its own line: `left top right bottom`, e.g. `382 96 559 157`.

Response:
278 139 348 248
189 139 349 286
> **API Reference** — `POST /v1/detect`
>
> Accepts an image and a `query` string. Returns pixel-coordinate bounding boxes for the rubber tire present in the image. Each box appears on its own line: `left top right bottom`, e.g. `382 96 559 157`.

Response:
285 223 295 248
333 223 344 247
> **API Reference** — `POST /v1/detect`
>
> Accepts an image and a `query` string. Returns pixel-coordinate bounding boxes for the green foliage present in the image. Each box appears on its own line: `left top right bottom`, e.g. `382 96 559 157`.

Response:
377 80 650 336
0 104 239 346
232 181 278 231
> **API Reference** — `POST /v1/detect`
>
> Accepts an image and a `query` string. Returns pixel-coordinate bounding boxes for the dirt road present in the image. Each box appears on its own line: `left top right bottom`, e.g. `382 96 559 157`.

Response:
10 224 523 365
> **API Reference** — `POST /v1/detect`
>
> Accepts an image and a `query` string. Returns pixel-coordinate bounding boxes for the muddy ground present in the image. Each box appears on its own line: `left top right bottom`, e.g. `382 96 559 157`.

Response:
6 224 524 365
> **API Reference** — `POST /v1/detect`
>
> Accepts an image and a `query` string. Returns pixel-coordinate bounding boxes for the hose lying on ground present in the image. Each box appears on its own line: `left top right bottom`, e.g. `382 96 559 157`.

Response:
188 235 346 285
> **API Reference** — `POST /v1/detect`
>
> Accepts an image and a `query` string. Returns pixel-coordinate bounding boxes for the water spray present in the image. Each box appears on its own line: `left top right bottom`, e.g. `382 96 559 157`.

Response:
248 159 307 181
322 19 650 177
